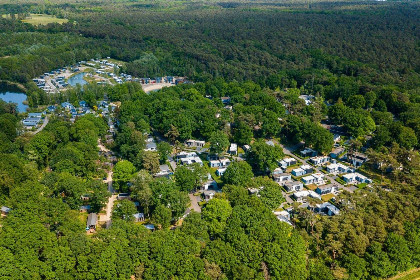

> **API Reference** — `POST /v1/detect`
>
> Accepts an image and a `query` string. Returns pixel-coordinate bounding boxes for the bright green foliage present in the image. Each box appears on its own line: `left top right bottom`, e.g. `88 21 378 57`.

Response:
395 126 417 150
250 177 285 210
174 165 196 192
347 94 366 109
152 204 172 229
25 131 55 168
233 121 253 145
0 247 21 278
222 161 254 187
116 122 146 165
157 141 172 163
150 178 189 220
304 122 334 154
0 114 17 141
113 160 136 192
0 2 419 279
308 260 334 280
384 233 412 273
209 131 229 156
365 242 395 279
202 198 233 237
262 110 282 138
181 212 210 242
246 139 284 174
112 200 137 222
344 109 376 138
130 170 154 216
342 253 368 280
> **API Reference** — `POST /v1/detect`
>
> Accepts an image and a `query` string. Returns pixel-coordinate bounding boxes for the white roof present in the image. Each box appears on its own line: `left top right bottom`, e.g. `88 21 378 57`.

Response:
311 155 329 161
180 155 203 165
216 168 227 173
177 151 197 158
301 164 312 170
187 139 205 144
293 168 304 173
294 190 320 199
312 173 324 179
302 175 315 181
342 173 355 179
273 210 290 217
327 163 338 169
294 190 309 197
284 157 295 163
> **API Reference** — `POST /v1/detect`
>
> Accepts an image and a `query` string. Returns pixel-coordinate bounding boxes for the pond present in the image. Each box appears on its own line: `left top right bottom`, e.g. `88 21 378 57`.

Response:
67 72 88 87
0 90 28 113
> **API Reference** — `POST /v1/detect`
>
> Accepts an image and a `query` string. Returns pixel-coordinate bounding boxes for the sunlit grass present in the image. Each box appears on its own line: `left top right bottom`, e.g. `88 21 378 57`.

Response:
22 14 68 25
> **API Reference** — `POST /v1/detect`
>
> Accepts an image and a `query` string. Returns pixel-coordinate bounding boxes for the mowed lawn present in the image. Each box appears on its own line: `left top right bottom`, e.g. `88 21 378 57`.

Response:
22 14 68 25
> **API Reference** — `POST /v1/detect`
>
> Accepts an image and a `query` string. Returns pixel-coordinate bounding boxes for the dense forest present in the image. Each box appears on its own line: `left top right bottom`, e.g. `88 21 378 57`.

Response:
0 0 420 279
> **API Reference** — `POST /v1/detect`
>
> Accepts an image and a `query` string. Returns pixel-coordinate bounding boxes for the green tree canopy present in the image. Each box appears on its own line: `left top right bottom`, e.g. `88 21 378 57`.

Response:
222 161 254 187
209 131 229 156
246 140 284 174
113 160 136 192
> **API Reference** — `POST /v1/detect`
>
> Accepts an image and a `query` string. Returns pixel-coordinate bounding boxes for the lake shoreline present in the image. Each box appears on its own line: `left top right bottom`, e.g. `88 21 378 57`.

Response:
0 82 28 112
0 80 27 92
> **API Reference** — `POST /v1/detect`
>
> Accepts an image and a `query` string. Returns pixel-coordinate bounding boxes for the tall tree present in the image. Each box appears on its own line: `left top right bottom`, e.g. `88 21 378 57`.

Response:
152 204 172 229
142 151 160 174
209 131 229 156
202 198 232 237
246 140 284 174
113 160 136 192
130 170 154 216
222 161 254 187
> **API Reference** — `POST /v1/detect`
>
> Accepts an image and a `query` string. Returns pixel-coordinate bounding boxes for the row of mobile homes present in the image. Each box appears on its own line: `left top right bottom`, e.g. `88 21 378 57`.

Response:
302 173 325 185
310 156 330 166
326 163 354 174
291 165 313 176
342 173 372 184
176 152 203 166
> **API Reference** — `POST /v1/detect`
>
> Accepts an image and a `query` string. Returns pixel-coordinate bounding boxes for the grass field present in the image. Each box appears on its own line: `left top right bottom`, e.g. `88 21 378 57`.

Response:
387 268 420 280
1 14 69 25
22 14 69 25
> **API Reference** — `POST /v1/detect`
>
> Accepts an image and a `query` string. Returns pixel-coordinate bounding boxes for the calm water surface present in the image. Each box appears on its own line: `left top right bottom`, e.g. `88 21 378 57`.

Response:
0 91 28 112
67 72 88 87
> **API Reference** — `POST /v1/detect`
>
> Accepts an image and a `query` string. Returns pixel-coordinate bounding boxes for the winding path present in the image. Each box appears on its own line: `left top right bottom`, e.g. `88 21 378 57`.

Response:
31 115 49 135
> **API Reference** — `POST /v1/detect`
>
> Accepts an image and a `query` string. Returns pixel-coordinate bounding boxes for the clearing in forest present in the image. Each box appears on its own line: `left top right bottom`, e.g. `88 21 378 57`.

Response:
21 14 68 25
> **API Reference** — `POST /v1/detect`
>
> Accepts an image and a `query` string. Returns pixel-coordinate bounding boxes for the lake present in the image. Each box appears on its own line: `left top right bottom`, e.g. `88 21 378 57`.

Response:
0 91 28 112
68 72 88 87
